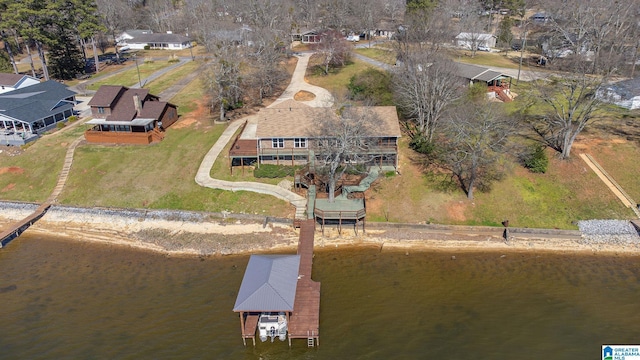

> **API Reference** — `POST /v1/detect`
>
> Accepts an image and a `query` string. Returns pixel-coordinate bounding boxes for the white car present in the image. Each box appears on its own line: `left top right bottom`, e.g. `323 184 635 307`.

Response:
477 45 491 52
346 35 360 42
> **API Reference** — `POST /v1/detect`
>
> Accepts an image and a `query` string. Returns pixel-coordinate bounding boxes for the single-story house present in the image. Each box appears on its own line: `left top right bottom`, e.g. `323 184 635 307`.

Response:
598 77 640 110
85 85 178 145
456 32 497 50
374 20 397 39
0 80 76 146
291 29 321 44
0 73 40 94
455 63 515 102
229 100 401 169
119 32 193 50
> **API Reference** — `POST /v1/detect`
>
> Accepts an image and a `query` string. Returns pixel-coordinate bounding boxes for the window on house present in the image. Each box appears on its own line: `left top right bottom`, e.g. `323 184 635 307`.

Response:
97 107 105 114
294 138 307 148
272 138 284 148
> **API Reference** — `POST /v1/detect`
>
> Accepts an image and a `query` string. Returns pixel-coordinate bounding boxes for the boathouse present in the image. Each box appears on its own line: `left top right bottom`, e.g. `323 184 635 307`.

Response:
233 220 320 347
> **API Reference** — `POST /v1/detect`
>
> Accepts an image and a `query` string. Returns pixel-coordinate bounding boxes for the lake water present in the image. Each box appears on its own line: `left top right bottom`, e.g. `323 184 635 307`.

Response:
1 234 639 359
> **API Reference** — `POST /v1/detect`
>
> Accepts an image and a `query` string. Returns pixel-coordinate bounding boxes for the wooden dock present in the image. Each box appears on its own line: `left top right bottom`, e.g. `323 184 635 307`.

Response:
234 219 320 348
0 203 51 248
288 219 321 347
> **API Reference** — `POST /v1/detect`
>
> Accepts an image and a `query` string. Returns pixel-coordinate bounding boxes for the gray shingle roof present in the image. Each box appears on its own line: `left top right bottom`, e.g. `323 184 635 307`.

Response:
233 255 301 312
0 80 76 123
455 63 509 82
608 77 640 99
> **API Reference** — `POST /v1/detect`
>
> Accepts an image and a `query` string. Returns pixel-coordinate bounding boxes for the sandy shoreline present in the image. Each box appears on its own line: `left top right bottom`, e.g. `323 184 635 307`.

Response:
1 204 639 257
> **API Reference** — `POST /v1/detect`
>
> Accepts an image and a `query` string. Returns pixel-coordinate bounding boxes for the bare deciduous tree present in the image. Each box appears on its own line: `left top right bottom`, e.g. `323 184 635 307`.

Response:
96 0 132 62
204 42 244 122
440 101 514 200
314 29 352 75
526 65 606 160
247 30 288 103
393 50 463 145
312 104 378 202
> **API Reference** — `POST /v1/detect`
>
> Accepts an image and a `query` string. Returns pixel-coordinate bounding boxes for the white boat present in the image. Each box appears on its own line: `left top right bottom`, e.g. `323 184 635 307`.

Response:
258 313 287 342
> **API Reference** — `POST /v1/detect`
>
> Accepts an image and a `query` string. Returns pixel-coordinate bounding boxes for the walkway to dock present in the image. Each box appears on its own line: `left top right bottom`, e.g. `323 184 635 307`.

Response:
0 203 50 248
287 219 321 347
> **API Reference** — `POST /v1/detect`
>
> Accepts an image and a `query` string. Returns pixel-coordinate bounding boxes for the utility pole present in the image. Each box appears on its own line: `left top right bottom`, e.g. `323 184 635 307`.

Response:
134 53 142 88
517 21 528 85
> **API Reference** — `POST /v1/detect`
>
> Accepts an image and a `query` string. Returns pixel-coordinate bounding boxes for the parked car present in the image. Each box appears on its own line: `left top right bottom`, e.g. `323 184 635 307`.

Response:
346 35 359 42
477 45 491 52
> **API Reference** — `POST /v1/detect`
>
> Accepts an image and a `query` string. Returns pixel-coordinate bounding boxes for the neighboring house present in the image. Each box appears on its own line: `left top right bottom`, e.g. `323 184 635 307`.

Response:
0 73 40 94
119 32 193 50
116 29 153 44
229 100 401 169
291 29 320 44
598 77 640 110
456 32 497 50
85 85 178 145
0 80 76 146
455 63 515 102
374 20 396 39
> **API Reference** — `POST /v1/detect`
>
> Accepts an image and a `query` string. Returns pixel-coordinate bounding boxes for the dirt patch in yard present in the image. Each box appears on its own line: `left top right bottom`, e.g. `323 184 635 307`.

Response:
0 167 24 175
1 183 16 192
294 90 316 101
173 98 211 129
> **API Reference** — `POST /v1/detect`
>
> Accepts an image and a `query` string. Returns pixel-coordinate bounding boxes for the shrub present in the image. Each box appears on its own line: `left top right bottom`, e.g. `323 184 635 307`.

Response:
253 164 298 178
347 68 394 105
67 115 78 123
409 136 436 155
523 145 549 173
56 122 66 129
143 45 150 50
168 54 180 63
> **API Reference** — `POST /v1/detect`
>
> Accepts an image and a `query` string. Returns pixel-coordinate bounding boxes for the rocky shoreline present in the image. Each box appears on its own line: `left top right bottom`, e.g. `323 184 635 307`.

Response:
1 202 639 257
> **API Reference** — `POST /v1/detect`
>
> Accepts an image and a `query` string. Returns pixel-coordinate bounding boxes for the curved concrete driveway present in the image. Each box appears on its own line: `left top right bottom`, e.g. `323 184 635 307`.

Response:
270 53 334 108
196 53 337 219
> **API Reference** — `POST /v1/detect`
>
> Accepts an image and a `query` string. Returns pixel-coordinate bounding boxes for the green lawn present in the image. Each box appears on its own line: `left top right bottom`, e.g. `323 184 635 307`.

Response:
0 125 88 202
305 57 375 94
87 61 173 90
61 121 292 215
354 48 396 65
145 60 202 96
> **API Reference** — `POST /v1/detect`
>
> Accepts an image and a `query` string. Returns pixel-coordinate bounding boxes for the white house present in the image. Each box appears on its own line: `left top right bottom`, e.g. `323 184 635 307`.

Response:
599 77 640 110
0 73 40 94
455 32 497 50
119 31 193 50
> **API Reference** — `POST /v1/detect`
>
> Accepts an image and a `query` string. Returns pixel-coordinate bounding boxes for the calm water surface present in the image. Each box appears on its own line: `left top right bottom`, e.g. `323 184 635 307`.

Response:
1 234 639 359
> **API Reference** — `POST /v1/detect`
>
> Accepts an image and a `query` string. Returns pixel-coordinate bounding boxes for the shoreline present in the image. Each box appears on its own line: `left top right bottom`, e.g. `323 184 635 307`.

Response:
1 204 639 257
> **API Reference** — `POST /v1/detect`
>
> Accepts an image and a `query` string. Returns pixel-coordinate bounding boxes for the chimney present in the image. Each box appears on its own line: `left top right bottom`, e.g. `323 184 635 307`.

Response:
133 94 142 115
